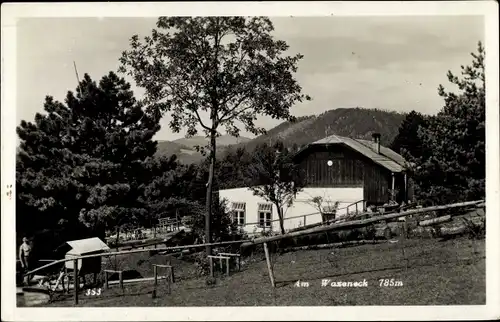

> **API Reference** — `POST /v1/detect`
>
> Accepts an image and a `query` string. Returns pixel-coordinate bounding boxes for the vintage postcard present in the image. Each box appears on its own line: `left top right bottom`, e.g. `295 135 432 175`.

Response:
1 1 499 321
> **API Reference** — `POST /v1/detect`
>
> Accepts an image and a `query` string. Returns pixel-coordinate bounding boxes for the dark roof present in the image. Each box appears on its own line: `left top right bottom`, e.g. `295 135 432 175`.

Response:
295 134 407 173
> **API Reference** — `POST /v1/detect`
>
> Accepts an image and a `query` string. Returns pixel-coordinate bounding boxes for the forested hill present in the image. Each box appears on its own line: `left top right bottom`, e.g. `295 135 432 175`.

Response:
236 107 405 151
156 107 406 163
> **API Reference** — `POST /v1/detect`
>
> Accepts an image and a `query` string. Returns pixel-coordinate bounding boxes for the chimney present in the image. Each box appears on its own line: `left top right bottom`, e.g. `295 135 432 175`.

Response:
372 132 381 154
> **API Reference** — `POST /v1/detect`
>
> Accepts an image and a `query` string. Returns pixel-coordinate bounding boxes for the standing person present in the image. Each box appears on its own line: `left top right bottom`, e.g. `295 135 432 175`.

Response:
19 237 33 285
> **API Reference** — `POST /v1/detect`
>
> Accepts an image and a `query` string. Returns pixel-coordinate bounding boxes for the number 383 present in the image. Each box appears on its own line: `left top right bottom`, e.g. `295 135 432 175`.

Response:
86 288 101 296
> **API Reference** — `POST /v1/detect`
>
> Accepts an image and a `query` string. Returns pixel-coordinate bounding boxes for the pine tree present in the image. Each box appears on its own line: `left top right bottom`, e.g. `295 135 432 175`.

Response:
217 147 253 189
140 155 203 228
16 72 163 240
390 110 428 158
408 42 485 204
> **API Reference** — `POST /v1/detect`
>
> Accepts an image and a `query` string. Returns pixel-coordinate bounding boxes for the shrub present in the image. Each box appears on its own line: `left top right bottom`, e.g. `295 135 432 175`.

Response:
191 251 210 276
359 225 376 240
260 229 274 238
462 216 486 240
190 198 244 243
181 215 193 228
205 276 216 286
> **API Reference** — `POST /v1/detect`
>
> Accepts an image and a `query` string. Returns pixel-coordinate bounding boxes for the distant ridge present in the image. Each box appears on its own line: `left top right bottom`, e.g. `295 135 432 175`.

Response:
155 107 406 164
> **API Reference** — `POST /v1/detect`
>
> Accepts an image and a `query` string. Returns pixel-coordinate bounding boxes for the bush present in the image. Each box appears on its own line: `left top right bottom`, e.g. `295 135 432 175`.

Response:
260 230 274 238
359 225 376 240
181 215 193 228
191 198 244 243
205 276 217 286
192 252 210 276
462 217 486 240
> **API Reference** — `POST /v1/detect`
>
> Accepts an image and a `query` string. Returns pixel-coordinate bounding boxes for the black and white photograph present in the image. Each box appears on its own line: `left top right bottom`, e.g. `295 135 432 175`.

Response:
1 2 499 321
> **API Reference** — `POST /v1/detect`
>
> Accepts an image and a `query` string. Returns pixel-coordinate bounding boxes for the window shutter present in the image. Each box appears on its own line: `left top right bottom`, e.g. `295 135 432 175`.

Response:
258 203 272 212
232 202 246 211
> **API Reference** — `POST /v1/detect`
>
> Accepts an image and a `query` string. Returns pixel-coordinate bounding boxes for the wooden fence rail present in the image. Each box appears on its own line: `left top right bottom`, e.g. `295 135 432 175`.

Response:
23 239 251 278
23 199 484 279
242 199 366 227
240 199 484 248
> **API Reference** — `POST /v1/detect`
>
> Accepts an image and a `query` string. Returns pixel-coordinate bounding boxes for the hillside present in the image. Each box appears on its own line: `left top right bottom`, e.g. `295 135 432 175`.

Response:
155 140 190 159
156 107 406 164
234 107 405 152
173 135 251 149
156 135 252 164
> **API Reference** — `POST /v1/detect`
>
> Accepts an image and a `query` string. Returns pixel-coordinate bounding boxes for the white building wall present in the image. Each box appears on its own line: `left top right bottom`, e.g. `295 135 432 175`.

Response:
219 187 364 235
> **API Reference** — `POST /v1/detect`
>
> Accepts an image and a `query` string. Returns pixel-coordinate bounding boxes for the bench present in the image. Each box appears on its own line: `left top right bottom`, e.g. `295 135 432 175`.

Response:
207 255 231 277
217 252 241 271
152 264 175 296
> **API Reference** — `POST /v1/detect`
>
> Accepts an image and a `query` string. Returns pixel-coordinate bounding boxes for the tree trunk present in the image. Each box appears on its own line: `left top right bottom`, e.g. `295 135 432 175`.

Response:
205 130 217 256
153 222 157 249
115 225 120 270
115 225 120 251
276 204 286 235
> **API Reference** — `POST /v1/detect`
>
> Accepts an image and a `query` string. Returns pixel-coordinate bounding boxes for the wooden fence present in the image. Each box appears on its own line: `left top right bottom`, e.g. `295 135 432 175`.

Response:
241 199 366 228
24 199 483 278
240 199 484 248
21 199 484 304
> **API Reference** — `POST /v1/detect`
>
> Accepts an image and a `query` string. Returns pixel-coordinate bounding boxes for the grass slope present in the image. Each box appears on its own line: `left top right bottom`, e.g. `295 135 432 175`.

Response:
40 236 484 307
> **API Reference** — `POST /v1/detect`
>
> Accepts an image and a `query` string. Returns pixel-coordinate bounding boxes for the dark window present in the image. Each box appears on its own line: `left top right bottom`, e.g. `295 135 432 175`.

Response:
231 202 246 226
258 204 273 228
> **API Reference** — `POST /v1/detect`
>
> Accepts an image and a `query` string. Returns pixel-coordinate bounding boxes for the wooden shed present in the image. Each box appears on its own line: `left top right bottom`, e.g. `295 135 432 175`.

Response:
63 237 110 275
293 133 412 206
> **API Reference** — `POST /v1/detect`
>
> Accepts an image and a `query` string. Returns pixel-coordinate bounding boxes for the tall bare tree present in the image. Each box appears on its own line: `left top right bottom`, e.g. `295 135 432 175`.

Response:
119 17 310 254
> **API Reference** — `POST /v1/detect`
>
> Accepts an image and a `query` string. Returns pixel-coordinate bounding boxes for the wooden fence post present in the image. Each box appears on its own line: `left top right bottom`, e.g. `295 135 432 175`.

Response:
61 270 66 292
154 224 157 249
263 242 275 288
225 257 230 277
64 266 68 293
166 268 171 294
154 265 158 287
170 266 175 283
176 209 180 231
152 265 157 298
209 257 214 277
119 271 123 290
73 259 79 305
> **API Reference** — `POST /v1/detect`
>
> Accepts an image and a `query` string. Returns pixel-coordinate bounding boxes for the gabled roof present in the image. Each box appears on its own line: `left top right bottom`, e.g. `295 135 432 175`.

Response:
66 237 110 256
297 134 407 173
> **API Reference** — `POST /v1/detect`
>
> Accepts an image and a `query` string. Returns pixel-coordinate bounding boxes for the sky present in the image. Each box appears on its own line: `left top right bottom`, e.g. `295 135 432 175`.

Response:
16 16 484 141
